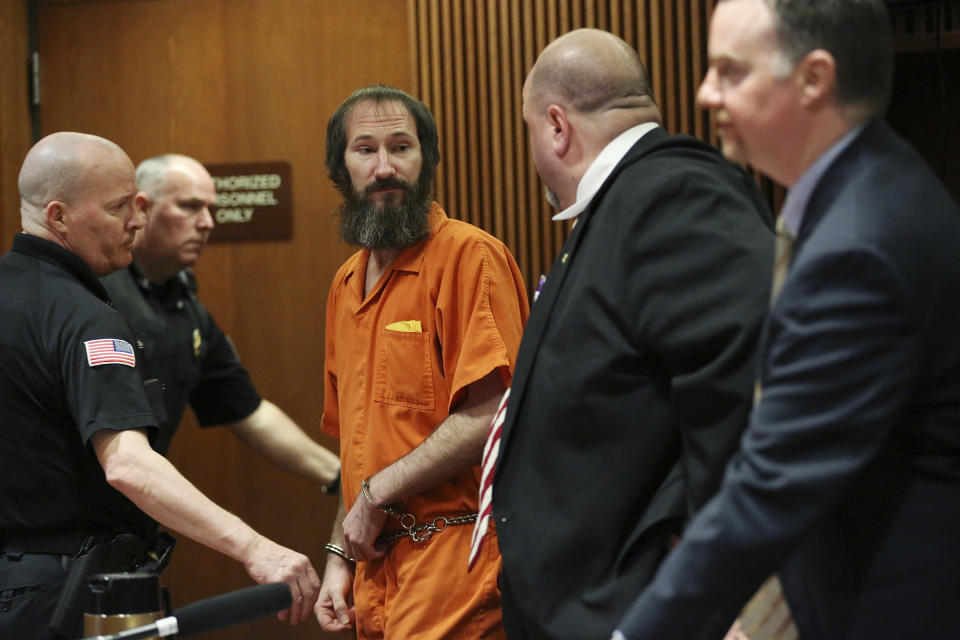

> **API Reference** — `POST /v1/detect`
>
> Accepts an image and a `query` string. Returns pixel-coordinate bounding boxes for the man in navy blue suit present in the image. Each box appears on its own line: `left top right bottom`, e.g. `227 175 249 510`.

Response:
612 1 960 639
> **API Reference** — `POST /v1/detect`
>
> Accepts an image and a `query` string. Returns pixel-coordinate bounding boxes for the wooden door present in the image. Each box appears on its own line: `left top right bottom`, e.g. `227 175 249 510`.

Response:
36 1 412 638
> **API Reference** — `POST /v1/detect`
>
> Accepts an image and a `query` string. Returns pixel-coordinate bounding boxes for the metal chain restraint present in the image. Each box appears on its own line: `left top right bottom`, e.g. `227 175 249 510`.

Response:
378 512 478 544
363 478 477 545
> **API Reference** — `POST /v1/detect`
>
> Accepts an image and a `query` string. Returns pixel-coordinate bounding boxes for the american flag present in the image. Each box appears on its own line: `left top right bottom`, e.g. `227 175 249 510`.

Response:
468 386 510 569
84 338 136 367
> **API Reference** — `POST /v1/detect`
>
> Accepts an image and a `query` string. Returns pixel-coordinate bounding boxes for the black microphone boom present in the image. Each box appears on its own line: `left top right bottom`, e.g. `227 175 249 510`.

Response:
177 581 292 636
80 582 292 640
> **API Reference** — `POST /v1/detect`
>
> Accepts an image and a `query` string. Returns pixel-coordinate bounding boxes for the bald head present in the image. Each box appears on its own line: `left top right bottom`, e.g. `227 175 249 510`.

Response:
19 132 129 226
523 30 662 210
17 132 144 276
526 29 659 121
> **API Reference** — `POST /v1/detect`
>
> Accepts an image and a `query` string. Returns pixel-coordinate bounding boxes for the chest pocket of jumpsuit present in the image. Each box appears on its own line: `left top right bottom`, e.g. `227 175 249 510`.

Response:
373 326 435 410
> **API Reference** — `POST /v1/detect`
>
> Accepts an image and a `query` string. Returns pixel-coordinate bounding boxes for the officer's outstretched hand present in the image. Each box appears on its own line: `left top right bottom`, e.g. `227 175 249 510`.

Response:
242 535 321 624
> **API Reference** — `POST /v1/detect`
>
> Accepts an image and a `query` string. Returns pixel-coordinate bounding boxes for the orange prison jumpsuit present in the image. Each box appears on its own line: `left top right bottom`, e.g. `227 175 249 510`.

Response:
322 203 529 640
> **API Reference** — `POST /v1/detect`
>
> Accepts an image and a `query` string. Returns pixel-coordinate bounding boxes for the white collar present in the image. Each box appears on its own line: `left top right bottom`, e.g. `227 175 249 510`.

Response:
552 122 660 221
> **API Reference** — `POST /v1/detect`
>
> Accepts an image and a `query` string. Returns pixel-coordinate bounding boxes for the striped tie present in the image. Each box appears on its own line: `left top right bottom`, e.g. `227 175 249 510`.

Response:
467 387 510 569
734 575 799 640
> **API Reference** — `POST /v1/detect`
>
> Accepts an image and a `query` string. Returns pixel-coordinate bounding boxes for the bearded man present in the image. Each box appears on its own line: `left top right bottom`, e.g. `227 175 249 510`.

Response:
313 84 529 640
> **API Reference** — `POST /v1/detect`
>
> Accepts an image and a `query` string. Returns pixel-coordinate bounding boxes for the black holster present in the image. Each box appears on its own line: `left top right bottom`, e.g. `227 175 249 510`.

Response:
48 532 175 638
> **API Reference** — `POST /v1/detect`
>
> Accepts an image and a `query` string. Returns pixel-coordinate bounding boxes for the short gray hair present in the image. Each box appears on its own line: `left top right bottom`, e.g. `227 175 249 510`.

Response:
135 154 180 199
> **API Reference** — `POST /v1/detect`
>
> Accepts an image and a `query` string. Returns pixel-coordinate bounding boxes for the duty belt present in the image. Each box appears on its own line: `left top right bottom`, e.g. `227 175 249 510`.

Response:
0 530 105 555
376 512 478 545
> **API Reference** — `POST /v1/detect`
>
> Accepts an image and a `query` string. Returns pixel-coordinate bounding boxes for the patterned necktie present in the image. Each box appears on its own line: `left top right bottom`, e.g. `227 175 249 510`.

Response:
730 216 799 640
468 387 510 569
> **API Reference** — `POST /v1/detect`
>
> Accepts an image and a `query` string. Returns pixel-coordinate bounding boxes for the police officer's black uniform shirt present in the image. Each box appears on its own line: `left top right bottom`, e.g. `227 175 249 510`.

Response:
100 261 261 455
0 234 158 537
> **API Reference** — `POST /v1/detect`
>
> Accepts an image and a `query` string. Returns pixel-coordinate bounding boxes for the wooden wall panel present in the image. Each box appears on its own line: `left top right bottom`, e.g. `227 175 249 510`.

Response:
0 0 31 253
35 1 411 638
409 0 734 294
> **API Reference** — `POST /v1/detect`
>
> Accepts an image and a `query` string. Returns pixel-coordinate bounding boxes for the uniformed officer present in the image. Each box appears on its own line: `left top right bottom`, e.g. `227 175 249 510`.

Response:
0 133 320 639
100 153 340 487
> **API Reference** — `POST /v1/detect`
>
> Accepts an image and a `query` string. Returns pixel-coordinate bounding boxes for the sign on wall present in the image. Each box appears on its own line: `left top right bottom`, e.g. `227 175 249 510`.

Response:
204 161 293 242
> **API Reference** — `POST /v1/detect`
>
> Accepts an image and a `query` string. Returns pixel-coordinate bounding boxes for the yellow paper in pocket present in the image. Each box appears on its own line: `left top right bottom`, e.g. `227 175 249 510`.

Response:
385 320 423 333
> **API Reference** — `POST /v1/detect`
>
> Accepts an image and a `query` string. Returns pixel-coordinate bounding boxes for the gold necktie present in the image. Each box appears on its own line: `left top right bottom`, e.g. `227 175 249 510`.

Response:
729 216 800 640
771 216 795 301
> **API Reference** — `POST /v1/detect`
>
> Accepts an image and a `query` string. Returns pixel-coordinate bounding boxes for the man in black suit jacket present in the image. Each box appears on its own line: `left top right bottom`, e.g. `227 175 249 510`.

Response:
489 28 774 640
615 1 960 639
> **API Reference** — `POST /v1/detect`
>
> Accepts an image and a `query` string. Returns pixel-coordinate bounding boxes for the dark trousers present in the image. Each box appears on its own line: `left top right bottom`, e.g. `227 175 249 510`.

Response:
499 568 549 640
0 552 71 640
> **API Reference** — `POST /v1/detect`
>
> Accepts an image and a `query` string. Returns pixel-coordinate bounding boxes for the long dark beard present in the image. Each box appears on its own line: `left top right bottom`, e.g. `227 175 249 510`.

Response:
337 175 432 250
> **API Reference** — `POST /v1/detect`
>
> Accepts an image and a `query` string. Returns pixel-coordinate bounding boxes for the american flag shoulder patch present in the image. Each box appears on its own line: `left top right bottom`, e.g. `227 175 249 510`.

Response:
84 338 136 368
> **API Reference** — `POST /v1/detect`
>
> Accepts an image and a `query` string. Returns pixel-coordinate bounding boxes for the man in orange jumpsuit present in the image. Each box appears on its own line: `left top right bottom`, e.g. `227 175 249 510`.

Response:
314 84 529 639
